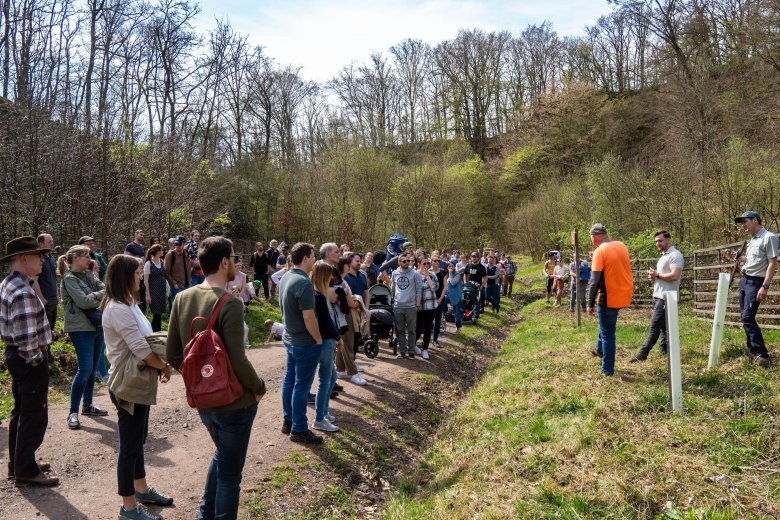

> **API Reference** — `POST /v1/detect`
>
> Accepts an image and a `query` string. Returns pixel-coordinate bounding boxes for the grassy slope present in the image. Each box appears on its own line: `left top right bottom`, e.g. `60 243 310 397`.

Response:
383 270 780 519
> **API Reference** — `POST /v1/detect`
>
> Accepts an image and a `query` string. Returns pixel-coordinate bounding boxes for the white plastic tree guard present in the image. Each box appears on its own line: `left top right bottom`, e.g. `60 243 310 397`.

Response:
665 291 683 414
707 272 731 369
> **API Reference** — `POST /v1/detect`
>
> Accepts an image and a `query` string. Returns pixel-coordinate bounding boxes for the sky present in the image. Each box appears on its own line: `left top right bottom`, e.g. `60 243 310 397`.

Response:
193 0 614 82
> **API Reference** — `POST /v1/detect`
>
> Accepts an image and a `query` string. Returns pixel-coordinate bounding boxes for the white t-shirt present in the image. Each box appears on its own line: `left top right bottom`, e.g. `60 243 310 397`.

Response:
143 258 162 275
553 265 568 278
271 322 285 336
653 246 685 298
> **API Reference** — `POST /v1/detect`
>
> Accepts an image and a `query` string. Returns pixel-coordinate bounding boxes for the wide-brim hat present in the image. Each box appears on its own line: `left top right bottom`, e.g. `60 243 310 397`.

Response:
1 236 51 263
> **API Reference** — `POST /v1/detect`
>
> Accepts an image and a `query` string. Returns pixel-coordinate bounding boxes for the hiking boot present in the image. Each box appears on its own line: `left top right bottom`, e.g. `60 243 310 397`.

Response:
421 350 430 360
629 353 647 363
330 390 339 399
7 462 50 480
82 405 108 416
312 419 339 432
333 383 344 392
67 413 80 430
290 429 323 444
135 486 174 506
755 356 771 368
350 373 367 386
15 472 59 487
118 503 162 520
281 419 292 434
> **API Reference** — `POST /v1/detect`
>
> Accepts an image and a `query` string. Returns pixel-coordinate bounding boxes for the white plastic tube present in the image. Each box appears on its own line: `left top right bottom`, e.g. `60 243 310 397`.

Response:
708 272 731 369
665 291 683 414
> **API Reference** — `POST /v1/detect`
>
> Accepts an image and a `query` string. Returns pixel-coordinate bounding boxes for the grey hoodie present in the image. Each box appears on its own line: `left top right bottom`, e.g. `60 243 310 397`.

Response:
391 268 423 309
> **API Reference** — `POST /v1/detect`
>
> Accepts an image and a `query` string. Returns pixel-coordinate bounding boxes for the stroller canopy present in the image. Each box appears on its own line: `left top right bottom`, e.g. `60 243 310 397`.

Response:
369 284 393 306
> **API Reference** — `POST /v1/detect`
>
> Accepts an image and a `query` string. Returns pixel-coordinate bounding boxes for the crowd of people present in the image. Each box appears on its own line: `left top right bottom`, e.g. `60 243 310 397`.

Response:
1 211 775 519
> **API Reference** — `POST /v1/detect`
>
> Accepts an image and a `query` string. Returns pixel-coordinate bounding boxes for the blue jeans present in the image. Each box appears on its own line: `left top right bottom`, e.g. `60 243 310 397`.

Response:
96 346 109 379
595 305 620 375
197 403 258 520
69 329 105 413
315 339 337 422
282 343 322 433
450 302 462 329
169 286 187 313
739 276 769 358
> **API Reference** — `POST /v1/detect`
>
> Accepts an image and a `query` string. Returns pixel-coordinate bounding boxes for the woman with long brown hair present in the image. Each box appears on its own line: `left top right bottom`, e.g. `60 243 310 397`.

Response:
102 254 173 520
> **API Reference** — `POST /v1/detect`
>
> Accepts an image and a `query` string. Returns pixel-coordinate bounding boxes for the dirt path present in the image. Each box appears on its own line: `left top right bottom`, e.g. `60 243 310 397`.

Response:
0 312 515 520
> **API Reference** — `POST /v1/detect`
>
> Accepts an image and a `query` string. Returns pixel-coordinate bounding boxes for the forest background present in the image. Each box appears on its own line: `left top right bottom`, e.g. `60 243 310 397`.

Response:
2 0 780 258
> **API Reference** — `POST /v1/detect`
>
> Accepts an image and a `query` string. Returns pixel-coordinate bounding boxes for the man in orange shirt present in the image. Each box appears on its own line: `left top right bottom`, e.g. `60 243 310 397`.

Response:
587 224 633 376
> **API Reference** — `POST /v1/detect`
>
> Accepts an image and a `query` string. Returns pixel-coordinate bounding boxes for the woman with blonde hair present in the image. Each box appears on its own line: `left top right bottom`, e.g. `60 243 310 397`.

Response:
59 245 107 430
310 260 342 432
102 254 174 519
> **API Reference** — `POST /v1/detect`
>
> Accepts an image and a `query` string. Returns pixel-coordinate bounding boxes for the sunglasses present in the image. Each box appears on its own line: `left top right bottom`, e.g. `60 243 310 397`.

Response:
400 260 410 264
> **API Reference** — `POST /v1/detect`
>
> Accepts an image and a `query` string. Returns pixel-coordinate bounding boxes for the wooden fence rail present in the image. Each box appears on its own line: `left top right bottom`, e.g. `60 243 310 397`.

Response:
693 240 780 330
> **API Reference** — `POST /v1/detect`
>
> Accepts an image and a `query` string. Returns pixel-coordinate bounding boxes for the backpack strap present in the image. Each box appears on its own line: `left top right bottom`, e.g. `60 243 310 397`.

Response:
188 293 231 339
206 293 231 330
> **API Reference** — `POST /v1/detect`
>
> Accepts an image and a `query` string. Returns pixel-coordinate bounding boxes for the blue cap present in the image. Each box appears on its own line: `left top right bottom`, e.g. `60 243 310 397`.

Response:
734 211 760 223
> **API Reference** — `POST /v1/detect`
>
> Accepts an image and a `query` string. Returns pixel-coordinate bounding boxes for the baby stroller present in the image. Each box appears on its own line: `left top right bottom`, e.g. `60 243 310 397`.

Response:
358 283 397 358
462 282 481 325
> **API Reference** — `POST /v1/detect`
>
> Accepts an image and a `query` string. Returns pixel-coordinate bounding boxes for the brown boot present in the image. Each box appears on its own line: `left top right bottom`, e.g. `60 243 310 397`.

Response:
15 472 59 487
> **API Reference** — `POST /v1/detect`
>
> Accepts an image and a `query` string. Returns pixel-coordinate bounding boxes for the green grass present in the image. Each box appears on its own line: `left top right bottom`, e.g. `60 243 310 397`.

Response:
383 300 780 519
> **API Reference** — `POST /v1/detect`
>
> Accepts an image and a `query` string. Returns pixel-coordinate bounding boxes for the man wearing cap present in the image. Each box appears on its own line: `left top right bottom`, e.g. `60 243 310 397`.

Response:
379 241 415 284
276 242 290 270
78 236 107 281
587 223 633 376
165 236 190 312
0 237 59 486
465 252 488 316
735 211 778 367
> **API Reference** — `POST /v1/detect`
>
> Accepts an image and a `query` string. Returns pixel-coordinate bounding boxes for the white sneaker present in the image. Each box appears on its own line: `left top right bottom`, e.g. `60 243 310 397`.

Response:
355 362 364 372
350 373 367 386
336 371 349 379
422 350 429 360
325 414 336 423
312 418 339 432
414 345 422 355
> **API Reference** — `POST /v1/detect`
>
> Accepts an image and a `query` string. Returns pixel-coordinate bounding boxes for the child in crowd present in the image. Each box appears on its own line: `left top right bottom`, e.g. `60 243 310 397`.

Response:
264 319 285 343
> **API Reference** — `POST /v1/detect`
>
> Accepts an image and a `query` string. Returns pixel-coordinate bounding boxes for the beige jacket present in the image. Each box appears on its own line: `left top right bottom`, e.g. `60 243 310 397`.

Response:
350 295 370 337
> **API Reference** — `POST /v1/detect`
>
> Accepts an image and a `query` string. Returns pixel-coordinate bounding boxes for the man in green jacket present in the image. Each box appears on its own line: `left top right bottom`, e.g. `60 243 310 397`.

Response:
166 236 266 520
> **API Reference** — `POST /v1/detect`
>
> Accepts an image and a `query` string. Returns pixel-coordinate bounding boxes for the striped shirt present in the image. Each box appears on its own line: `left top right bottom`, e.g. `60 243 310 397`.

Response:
0 271 52 362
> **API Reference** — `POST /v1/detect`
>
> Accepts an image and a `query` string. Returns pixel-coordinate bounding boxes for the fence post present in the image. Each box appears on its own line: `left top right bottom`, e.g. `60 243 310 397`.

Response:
571 228 581 328
707 272 731 369
665 291 683 414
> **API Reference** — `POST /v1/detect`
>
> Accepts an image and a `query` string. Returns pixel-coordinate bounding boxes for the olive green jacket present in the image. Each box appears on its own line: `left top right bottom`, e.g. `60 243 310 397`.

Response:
61 270 105 332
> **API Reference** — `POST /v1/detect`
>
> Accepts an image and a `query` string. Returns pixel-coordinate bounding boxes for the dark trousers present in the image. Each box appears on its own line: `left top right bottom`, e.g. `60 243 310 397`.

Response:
138 280 147 314
415 308 436 350
151 313 162 332
110 392 149 497
433 300 444 342
485 284 500 312
254 273 270 300
739 276 769 358
5 348 49 479
639 297 668 357
44 300 58 330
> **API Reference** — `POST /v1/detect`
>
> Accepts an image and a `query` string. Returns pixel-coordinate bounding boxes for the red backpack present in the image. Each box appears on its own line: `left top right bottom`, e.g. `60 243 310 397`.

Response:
179 294 244 408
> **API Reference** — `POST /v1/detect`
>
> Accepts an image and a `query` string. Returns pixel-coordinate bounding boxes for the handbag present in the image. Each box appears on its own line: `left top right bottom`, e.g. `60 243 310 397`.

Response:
63 276 103 327
331 301 349 334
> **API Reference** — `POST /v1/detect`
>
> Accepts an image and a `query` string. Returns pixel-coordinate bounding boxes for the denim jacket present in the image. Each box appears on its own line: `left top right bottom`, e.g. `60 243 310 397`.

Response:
447 272 464 305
